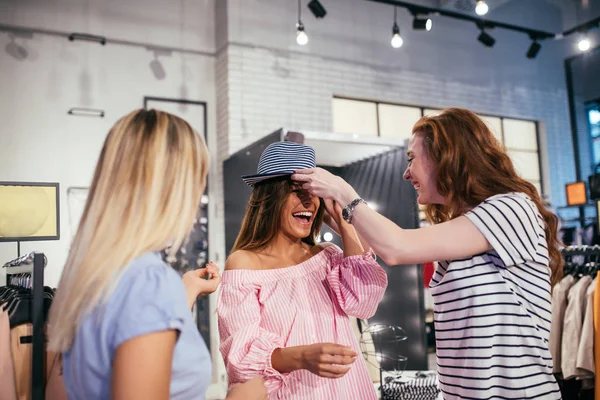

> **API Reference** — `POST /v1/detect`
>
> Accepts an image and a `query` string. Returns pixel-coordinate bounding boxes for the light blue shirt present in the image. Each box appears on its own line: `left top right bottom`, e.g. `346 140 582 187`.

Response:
63 252 211 399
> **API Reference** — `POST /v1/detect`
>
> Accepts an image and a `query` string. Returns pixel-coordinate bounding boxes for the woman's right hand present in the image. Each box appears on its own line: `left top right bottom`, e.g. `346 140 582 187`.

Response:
299 343 358 379
226 376 267 400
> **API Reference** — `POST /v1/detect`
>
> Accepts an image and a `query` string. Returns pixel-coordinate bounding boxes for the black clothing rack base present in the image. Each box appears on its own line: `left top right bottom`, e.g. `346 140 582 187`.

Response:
5 252 46 400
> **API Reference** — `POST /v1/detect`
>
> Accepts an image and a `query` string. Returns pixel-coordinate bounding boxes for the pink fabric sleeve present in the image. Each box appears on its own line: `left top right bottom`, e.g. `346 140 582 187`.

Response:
217 282 295 398
326 247 388 320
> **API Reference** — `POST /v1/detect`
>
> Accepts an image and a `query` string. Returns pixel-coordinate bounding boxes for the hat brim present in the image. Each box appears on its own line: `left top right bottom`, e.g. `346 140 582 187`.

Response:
241 171 295 186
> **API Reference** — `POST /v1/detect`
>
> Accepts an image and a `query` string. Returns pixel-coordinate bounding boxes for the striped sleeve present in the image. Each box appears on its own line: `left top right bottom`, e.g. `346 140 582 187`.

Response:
465 193 543 267
217 282 293 395
325 246 388 320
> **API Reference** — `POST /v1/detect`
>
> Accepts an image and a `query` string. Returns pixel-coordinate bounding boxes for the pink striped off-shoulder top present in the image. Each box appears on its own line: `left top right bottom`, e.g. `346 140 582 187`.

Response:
217 244 388 400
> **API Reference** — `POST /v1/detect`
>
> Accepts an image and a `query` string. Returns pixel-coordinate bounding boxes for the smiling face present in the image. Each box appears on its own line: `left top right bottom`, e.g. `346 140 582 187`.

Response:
403 134 446 205
280 186 321 240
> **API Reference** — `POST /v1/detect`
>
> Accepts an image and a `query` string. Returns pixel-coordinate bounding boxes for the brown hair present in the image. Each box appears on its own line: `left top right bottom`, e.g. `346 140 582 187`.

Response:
412 108 563 286
232 177 325 252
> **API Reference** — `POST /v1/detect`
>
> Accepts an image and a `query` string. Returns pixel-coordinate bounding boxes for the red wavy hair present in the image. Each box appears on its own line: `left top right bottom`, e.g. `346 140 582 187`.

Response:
412 108 563 286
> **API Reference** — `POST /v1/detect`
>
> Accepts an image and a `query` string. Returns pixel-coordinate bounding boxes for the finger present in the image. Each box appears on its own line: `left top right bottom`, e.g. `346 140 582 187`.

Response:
318 364 352 376
291 173 311 182
207 269 221 282
205 264 219 274
292 168 316 175
319 354 357 366
196 268 211 278
325 345 358 358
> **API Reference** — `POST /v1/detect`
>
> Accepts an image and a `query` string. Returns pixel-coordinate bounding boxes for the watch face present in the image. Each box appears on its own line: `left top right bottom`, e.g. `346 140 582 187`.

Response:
342 207 350 220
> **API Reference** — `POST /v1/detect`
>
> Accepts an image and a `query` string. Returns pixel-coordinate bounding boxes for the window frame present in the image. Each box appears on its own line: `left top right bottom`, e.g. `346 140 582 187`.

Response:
332 95 545 196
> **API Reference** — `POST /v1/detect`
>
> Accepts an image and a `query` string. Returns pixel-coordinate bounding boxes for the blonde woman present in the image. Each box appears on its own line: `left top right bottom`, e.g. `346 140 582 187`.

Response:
49 109 266 400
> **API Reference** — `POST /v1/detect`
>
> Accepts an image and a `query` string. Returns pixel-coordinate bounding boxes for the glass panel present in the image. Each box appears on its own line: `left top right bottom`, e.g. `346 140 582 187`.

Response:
479 115 503 144
503 119 538 151
378 104 422 140
423 108 441 117
508 150 541 181
332 98 378 137
589 109 600 138
593 137 600 166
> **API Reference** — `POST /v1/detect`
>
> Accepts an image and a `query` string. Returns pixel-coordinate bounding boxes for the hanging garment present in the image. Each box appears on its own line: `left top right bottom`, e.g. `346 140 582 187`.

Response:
550 275 577 374
10 323 32 400
562 275 593 379
0 310 17 400
576 277 596 387
381 374 441 400
595 272 600 400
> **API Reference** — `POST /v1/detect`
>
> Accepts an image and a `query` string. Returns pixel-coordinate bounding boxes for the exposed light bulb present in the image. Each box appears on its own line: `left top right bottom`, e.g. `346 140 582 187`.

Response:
201 195 209 204
475 0 489 16
296 22 308 45
578 37 591 52
426 18 432 31
391 23 403 48
391 34 403 48
323 232 334 242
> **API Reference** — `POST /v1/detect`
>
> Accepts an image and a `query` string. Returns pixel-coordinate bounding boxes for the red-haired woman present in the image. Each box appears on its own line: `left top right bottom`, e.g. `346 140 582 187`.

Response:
293 108 562 399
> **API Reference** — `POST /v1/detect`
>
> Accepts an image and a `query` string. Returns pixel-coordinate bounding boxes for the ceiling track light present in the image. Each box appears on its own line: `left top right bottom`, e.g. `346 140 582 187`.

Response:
413 16 432 31
478 29 495 47
390 7 403 48
296 0 309 45
526 34 542 59
526 40 541 59
307 0 327 18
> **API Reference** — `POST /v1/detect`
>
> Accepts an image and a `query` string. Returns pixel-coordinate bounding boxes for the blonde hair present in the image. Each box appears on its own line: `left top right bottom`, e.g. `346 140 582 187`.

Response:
49 109 209 352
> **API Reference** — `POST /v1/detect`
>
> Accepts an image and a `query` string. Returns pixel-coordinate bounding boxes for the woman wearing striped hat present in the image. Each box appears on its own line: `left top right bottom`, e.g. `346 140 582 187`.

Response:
217 141 388 399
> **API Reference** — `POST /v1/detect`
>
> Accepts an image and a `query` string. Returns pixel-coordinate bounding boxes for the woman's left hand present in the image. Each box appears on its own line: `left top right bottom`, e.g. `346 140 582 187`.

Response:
182 262 221 308
292 168 358 206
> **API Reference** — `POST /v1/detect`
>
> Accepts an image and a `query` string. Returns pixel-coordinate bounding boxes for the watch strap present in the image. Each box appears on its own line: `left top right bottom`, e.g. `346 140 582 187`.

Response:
342 198 366 223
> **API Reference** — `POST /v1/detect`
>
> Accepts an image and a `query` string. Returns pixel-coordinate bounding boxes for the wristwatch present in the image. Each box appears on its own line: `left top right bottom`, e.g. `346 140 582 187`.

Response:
342 198 367 224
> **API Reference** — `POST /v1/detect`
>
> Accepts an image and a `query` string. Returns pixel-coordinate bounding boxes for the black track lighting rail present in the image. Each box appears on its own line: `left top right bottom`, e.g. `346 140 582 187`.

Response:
365 0 600 42
364 0 556 39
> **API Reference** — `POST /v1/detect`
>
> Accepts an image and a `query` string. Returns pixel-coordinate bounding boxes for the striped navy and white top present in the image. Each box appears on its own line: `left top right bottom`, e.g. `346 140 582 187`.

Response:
429 193 561 400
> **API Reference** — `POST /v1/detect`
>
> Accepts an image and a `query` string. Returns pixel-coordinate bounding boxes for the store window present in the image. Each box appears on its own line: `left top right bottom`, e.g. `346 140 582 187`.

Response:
588 102 600 167
332 97 543 195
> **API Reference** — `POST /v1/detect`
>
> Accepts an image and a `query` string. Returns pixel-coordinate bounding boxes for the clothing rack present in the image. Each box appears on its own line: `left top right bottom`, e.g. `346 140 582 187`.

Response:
3 252 46 400
561 245 600 257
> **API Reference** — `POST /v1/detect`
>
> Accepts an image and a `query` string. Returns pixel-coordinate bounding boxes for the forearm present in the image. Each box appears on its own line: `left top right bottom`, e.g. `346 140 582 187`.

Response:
350 204 415 265
271 346 304 374
338 222 364 257
334 189 410 265
327 218 371 251
186 290 198 309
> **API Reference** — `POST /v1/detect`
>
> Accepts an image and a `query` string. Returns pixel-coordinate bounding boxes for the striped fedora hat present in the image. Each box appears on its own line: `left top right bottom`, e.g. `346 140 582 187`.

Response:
242 141 316 186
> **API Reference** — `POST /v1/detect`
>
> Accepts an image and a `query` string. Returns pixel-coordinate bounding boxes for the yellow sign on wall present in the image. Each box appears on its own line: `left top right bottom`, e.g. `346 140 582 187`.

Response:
0 183 59 240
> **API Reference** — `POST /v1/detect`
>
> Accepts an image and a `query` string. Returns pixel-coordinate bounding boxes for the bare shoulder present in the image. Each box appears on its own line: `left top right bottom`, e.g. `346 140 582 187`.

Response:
225 250 262 271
